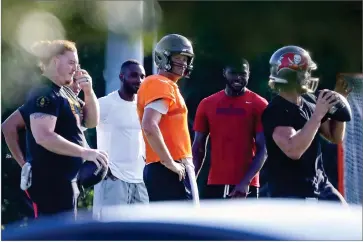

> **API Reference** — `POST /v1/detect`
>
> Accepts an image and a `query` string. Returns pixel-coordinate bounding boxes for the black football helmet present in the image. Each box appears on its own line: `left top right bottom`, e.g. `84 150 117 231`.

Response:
269 45 319 92
77 161 108 189
154 34 194 78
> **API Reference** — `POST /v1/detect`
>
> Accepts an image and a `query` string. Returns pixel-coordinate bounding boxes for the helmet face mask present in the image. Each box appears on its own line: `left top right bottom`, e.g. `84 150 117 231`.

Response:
269 46 319 93
298 68 319 92
154 34 194 78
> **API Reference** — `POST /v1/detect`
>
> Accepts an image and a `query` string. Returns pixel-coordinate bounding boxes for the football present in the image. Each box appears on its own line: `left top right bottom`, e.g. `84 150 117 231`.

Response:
318 91 352 122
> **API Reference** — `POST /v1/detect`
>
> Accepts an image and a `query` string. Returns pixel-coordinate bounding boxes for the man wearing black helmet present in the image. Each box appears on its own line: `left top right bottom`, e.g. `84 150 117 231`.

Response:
137 34 196 202
261 45 349 203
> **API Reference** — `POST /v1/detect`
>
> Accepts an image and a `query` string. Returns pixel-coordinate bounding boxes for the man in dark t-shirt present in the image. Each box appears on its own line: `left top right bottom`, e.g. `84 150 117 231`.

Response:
263 93 333 198
20 76 95 216
2 79 87 218
16 40 108 217
262 46 348 203
21 78 84 176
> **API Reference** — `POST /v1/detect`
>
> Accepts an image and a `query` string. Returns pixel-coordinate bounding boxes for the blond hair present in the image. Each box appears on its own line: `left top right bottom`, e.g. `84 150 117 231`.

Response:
31 40 77 70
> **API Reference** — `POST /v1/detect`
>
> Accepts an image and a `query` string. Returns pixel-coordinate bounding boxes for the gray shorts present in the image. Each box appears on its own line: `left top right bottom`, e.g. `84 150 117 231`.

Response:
93 178 149 220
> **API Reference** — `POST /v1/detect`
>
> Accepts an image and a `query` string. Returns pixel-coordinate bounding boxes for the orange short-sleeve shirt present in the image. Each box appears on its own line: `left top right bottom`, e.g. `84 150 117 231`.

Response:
137 74 192 164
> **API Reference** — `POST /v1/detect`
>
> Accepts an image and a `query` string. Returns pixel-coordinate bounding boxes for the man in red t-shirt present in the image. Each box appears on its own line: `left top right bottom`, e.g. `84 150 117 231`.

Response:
192 59 268 199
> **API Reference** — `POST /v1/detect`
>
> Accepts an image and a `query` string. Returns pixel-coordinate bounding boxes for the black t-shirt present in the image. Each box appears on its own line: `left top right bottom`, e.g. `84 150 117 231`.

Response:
20 77 85 182
261 93 328 197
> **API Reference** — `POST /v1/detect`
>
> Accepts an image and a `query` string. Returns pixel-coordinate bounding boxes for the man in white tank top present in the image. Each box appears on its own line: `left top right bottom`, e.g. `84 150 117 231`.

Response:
93 60 148 220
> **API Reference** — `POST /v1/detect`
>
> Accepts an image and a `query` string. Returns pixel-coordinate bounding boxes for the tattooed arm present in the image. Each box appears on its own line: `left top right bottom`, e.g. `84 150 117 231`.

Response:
30 113 108 166
30 113 86 157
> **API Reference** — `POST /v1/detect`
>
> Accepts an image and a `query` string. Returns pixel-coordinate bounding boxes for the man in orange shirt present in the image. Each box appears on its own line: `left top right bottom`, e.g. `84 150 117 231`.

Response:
137 34 195 201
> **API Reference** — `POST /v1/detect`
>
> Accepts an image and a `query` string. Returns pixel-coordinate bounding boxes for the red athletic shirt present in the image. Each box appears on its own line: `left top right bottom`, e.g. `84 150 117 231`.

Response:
193 89 268 186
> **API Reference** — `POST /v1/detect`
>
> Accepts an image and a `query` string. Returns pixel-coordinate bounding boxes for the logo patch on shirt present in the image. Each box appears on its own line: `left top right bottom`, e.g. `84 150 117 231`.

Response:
36 96 50 108
216 106 246 115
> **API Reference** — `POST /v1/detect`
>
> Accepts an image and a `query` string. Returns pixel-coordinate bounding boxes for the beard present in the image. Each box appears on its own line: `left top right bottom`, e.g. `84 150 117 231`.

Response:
227 79 247 93
124 82 138 95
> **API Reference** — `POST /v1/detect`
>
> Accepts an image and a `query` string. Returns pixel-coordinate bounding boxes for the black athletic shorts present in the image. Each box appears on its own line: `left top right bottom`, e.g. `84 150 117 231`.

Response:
143 162 192 202
27 179 79 219
204 184 259 199
267 178 346 203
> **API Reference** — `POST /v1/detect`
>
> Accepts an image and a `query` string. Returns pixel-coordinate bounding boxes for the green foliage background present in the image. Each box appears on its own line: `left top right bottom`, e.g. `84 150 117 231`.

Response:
1 0 361 226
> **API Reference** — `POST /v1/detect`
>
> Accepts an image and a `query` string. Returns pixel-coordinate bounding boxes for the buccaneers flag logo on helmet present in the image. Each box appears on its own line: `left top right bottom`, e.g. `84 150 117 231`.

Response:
277 52 309 73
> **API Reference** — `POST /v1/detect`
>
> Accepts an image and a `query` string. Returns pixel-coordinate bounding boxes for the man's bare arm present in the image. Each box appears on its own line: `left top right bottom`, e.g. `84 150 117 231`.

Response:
141 103 186 180
319 119 345 144
30 113 87 157
82 90 100 128
141 108 174 164
76 69 100 128
192 131 209 176
239 132 267 184
1 110 26 167
272 117 321 160
273 90 340 160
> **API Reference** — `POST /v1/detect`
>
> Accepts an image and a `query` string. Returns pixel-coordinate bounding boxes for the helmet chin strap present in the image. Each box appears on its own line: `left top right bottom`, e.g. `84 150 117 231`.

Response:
166 61 188 77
